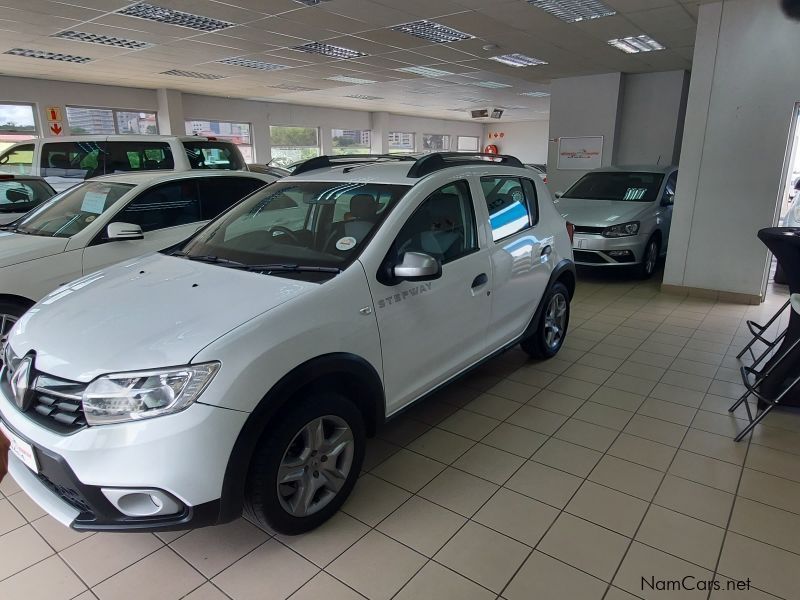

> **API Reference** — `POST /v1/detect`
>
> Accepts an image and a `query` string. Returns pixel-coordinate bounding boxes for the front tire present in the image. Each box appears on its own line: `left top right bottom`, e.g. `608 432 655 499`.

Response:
521 282 570 359
638 236 660 279
244 391 365 535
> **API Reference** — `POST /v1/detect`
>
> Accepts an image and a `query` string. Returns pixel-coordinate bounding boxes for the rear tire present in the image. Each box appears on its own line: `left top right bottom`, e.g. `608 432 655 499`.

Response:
638 236 660 279
521 282 570 359
244 391 365 535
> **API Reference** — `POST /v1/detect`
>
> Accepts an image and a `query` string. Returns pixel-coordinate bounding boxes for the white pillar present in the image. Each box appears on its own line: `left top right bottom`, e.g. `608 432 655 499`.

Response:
156 88 184 135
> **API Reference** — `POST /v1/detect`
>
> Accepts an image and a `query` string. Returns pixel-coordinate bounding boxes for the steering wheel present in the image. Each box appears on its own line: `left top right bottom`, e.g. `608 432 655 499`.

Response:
266 226 300 244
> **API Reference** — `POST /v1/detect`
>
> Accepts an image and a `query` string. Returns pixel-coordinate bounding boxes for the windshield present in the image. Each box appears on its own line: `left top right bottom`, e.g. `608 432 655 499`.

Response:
14 181 134 237
178 180 411 278
183 141 245 170
563 171 665 202
0 179 55 213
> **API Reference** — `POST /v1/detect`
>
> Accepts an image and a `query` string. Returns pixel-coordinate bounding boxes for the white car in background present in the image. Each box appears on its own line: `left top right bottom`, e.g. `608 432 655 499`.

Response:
0 170 275 333
0 135 248 192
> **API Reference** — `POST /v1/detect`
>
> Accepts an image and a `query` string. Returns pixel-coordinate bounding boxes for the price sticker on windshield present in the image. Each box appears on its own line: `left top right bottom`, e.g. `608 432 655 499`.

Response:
81 190 109 214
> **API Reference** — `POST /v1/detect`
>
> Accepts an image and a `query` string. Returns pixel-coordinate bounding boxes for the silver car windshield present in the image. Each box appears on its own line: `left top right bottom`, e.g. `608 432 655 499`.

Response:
13 181 134 237
563 172 665 202
179 180 411 275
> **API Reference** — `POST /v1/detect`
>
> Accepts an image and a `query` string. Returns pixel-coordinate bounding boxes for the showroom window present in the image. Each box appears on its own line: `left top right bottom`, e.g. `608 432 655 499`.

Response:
332 128 371 155
422 133 450 153
480 176 538 242
185 120 254 162
388 131 415 154
0 103 37 152
66 106 159 135
269 125 320 167
457 136 480 152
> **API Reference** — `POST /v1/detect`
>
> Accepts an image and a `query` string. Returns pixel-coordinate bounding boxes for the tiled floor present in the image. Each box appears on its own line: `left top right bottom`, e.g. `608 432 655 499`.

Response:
2 271 800 600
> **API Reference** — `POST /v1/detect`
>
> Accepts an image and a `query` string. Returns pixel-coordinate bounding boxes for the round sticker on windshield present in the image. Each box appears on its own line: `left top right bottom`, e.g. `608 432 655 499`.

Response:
335 236 357 251
85 215 96 222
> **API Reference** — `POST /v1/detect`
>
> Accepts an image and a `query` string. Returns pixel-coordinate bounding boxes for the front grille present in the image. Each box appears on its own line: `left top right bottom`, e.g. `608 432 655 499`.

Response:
574 225 605 234
36 471 93 515
574 250 608 264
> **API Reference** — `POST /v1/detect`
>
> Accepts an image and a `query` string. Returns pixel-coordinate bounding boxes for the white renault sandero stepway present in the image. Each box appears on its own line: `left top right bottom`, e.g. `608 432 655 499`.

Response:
0 153 575 535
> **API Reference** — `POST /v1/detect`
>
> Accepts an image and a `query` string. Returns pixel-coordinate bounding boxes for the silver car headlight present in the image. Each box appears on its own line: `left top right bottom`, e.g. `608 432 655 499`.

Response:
603 221 640 238
82 362 220 425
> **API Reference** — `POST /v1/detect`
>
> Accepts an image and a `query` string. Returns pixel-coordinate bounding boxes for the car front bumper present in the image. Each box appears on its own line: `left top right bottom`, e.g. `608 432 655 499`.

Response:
572 233 648 266
0 381 248 531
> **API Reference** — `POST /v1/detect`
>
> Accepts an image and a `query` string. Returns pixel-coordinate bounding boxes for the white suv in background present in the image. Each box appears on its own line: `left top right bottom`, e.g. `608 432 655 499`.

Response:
0 135 248 192
0 153 575 535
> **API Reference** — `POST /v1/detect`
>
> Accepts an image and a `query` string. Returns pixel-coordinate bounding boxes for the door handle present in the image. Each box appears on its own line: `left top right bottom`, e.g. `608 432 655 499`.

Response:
541 245 552 258
471 273 488 288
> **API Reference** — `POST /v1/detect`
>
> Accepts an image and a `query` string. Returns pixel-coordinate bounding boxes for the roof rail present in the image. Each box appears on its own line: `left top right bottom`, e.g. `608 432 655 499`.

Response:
407 152 525 178
291 154 416 176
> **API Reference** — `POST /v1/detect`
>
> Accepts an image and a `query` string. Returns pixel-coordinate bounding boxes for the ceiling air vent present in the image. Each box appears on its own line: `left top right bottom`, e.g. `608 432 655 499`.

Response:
4 48 92 63
117 3 234 32
160 69 226 79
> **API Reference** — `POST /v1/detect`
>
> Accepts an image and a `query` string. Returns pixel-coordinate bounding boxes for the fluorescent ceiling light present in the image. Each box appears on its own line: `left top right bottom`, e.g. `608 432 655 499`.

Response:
608 35 666 54
267 83 320 91
501 105 529 110
458 96 490 103
217 57 289 70
520 91 550 97
292 42 366 59
4 48 92 63
395 66 453 77
327 75 377 84
528 0 615 23
52 30 152 49
391 20 474 44
489 53 548 67
406 88 440 95
118 3 233 32
345 94 384 100
471 81 512 88
160 69 226 79
294 0 331 5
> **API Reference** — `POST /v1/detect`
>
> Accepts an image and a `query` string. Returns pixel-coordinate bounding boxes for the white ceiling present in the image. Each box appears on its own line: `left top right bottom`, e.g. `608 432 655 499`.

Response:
0 0 708 121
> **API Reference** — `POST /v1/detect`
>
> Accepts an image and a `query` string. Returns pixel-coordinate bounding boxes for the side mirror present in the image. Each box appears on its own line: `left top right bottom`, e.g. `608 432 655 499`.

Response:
6 189 31 203
661 193 675 206
107 222 144 241
393 252 441 281
554 191 563 199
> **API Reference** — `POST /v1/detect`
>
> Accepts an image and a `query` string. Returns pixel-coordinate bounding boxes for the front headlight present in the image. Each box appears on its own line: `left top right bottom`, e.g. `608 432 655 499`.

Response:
82 362 220 425
603 222 640 238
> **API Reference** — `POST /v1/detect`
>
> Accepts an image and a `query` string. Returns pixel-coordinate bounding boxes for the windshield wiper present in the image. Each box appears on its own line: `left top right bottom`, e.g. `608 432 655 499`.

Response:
245 264 342 274
180 254 250 268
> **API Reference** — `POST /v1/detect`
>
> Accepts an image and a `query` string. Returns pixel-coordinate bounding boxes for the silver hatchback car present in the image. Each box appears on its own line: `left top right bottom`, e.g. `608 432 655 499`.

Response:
554 166 677 278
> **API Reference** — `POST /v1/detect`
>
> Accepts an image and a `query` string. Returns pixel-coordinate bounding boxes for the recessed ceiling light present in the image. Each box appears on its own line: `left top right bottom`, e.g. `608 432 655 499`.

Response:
217 57 289 71
520 91 550 97
267 83 320 91
160 69 226 79
118 3 233 32
52 30 152 49
458 96 491 103
528 0 615 23
345 94 384 100
294 0 332 5
391 20 474 44
4 48 92 63
395 66 453 77
471 81 512 88
445 108 466 112
292 42 366 59
327 75 377 84
500 105 530 110
489 53 548 67
406 88 440 95
608 35 666 54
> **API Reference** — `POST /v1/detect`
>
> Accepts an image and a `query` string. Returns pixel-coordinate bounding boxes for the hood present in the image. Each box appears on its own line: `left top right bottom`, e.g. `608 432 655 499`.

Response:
8 253 317 382
554 197 654 227
0 231 68 268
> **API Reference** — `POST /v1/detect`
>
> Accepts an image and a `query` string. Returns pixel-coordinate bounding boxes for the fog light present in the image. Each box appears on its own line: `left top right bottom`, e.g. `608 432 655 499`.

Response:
606 250 635 263
102 488 182 517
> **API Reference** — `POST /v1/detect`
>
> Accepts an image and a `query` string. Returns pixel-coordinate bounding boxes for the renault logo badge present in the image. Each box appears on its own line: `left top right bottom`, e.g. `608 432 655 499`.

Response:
10 356 34 411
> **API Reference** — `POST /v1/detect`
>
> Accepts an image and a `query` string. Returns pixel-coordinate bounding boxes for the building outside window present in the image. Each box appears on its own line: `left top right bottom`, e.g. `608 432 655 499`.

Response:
389 132 415 154
0 103 37 152
269 126 320 167
422 133 450 153
331 129 371 155
457 136 480 152
66 106 158 136
186 120 254 162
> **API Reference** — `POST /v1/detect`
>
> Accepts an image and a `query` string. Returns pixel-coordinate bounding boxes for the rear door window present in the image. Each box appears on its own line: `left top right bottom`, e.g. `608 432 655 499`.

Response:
40 141 106 180
113 180 201 232
0 144 35 175
183 141 245 170
197 176 267 221
480 176 537 242
106 141 174 173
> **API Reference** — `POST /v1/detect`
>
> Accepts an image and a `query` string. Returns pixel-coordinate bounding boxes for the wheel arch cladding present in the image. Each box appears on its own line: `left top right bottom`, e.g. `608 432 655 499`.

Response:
0 294 36 310
215 353 384 523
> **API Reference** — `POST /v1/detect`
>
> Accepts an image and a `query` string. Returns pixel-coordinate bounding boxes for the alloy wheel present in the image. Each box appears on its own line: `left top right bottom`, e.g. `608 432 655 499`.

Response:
276 415 355 518
543 292 568 350
644 240 658 275
0 313 18 340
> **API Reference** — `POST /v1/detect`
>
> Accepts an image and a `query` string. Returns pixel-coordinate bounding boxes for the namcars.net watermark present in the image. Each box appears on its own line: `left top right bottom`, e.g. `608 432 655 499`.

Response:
642 576 752 592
